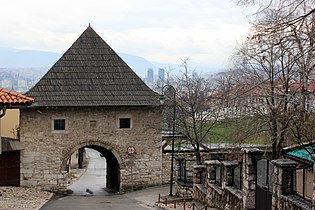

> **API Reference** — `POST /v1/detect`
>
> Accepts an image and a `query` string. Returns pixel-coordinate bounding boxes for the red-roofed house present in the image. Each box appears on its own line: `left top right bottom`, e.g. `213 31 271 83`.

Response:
0 88 33 186
212 81 315 119
0 88 34 139
211 85 268 119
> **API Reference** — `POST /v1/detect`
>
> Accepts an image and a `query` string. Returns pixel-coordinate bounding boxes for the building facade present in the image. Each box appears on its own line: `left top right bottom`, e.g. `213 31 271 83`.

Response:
19 26 163 193
147 68 154 84
0 88 33 185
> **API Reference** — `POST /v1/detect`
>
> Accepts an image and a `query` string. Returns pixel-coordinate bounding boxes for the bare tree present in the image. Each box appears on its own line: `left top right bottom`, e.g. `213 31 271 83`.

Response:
236 0 315 25
165 59 218 164
229 0 315 158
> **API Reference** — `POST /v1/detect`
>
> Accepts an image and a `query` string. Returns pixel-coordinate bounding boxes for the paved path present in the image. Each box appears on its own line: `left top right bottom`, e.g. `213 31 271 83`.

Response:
126 184 168 207
41 149 216 209
40 194 157 210
67 149 109 195
40 185 169 210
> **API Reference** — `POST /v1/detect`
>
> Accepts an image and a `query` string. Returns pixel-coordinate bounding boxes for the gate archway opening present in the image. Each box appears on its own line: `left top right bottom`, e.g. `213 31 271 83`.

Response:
65 145 120 195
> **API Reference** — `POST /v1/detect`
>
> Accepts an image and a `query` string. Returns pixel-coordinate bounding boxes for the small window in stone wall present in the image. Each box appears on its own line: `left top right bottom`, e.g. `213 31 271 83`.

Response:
119 118 131 129
54 119 66 130
90 120 97 128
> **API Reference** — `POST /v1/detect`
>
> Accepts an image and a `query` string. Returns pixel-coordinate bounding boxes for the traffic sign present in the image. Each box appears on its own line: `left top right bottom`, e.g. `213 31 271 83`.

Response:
127 145 136 155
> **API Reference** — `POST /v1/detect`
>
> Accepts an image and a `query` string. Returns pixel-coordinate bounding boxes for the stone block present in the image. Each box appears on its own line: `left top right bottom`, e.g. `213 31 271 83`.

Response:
22 156 34 163
22 173 33 178
21 180 38 187
38 181 51 186
58 174 65 179
21 168 34 174
44 174 55 180
49 180 58 185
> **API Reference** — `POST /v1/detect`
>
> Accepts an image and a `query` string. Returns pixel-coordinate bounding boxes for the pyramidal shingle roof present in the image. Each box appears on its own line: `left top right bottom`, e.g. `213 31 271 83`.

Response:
27 26 160 107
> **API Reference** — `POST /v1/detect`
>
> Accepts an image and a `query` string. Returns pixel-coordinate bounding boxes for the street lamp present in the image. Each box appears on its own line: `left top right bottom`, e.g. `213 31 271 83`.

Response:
159 85 176 197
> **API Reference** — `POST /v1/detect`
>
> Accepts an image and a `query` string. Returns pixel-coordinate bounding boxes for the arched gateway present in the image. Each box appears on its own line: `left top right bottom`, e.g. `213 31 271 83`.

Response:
64 141 123 192
19 26 162 193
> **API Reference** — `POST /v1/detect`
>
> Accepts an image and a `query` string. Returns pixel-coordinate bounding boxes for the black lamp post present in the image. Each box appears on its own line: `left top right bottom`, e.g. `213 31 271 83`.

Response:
159 85 176 196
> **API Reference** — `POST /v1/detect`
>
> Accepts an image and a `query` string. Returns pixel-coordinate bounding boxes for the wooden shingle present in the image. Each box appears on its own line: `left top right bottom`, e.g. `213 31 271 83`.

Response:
27 26 160 107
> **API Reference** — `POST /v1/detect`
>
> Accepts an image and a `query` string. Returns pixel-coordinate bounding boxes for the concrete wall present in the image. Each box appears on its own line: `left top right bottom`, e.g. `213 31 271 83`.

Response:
19 106 162 193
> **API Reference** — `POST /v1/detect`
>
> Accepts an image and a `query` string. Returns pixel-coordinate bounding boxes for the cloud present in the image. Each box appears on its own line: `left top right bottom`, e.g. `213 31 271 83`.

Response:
0 0 250 71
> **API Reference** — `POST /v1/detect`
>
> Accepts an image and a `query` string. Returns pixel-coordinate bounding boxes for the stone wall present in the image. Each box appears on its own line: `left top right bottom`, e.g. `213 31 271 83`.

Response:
176 182 193 198
193 165 206 203
202 160 244 210
193 184 205 203
190 148 314 210
190 149 259 210
278 195 312 210
173 148 249 203
20 106 162 193
242 148 265 209
205 183 243 210
162 153 171 184
272 159 313 210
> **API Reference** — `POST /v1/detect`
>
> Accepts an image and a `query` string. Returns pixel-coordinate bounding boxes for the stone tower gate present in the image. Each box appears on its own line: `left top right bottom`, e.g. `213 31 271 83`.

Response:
19 26 162 193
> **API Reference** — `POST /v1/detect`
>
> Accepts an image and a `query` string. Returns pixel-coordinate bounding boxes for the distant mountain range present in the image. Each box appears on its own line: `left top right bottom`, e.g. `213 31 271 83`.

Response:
0 48 60 69
0 48 222 79
0 48 163 78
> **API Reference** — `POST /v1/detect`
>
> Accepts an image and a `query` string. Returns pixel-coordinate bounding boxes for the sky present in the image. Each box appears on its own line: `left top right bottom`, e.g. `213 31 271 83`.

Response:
0 0 251 73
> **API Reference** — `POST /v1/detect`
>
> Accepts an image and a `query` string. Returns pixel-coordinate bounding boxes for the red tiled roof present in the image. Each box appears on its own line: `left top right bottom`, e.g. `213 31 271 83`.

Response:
289 82 315 92
213 81 315 100
212 85 265 99
0 88 34 105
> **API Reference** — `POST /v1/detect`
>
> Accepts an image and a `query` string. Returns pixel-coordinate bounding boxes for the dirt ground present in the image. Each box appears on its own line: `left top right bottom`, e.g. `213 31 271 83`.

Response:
0 186 52 210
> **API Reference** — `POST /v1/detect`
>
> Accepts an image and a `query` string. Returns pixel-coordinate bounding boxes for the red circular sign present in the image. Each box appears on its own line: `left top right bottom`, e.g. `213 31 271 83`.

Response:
127 146 136 155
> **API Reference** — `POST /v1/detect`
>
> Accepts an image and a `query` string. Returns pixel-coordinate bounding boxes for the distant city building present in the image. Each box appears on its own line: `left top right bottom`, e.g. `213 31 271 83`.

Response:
1 80 12 89
147 68 154 84
158 68 165 82
17 79 27 88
